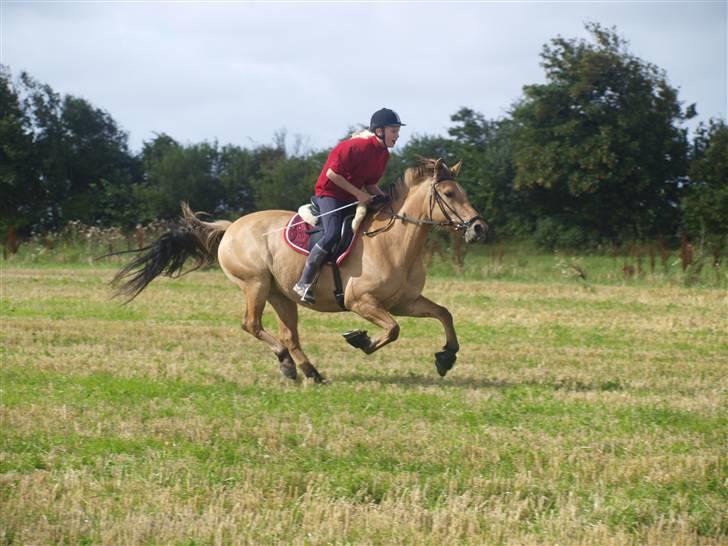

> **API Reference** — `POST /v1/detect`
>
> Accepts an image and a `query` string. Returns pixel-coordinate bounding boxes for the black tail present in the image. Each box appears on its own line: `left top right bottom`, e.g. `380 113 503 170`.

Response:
110 203 231 301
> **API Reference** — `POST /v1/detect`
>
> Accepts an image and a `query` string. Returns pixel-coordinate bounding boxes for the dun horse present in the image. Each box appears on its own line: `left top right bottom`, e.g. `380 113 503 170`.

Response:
112 158 488 383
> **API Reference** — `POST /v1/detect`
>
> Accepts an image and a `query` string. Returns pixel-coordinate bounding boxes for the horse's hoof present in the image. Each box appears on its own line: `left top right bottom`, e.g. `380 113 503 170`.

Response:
343 329 371 352
435 349 457 377
277 349 298 380
279 360 298 380
300 362 328 385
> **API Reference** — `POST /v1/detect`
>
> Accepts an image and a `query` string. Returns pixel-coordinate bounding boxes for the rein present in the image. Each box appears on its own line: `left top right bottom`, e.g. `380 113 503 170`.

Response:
364 179 483 237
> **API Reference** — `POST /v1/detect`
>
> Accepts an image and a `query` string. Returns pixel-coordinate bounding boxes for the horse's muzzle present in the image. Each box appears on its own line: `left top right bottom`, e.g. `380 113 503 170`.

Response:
465 217 488 243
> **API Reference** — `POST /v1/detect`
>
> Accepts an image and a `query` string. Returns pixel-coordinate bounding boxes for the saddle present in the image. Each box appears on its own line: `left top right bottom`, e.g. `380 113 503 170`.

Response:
284 198 367 265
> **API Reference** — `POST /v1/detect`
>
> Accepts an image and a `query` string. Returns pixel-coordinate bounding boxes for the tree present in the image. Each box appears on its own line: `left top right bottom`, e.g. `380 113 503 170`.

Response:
4 69 139 231
217 144 257 215
15 71 67 229
682 119 728 250
59 94 137 225
251 148 321 211
0 65 42 246
446 109 529 237
137 136 226 220
511 23 694 246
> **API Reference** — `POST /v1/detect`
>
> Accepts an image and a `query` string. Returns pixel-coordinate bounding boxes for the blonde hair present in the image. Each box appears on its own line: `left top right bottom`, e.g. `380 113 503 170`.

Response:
350 129 376 139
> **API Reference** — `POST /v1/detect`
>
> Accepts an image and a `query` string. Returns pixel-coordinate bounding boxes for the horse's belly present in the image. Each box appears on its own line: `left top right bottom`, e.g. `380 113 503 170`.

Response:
344 261 426 310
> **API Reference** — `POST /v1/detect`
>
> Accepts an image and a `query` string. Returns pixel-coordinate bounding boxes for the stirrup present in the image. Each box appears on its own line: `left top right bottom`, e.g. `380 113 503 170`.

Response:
293 282 316 304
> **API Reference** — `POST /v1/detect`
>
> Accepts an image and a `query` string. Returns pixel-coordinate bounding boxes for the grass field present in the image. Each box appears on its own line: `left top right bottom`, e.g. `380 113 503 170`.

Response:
1 256 726 545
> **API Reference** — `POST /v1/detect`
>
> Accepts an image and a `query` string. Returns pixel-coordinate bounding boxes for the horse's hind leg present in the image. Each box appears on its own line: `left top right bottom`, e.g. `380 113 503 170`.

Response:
240 278 298 380
268 292 326 384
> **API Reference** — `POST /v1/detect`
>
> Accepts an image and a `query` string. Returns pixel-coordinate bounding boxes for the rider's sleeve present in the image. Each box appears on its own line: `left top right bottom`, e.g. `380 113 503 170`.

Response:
329 141 361 181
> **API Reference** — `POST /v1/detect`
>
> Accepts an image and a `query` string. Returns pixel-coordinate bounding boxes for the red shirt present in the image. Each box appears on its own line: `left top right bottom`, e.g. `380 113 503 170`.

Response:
314 135 389 203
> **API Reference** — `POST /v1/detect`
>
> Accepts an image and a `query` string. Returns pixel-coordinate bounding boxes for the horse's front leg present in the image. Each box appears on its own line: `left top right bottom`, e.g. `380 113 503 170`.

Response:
392 296 459 377
345 296 400 355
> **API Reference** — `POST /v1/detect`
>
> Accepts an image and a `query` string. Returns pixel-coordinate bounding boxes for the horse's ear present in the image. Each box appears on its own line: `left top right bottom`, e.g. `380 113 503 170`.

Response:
434 158 444 177
450 160 463 177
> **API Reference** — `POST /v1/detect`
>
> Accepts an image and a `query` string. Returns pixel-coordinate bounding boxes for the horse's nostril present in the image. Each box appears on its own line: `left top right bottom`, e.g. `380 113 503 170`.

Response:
474 224 484 233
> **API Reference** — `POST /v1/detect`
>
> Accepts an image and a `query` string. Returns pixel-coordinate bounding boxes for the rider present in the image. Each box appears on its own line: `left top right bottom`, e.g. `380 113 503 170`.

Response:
293 107 405 304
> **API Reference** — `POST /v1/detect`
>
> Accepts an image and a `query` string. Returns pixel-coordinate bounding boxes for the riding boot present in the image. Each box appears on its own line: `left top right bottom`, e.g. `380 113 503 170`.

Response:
293 243 329 304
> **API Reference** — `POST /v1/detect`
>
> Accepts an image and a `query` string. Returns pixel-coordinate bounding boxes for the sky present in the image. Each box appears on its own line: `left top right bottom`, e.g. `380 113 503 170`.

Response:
2 1 726 154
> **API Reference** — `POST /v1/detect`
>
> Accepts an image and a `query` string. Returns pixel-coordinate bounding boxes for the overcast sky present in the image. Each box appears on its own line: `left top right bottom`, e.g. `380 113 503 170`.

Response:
2 1 726 154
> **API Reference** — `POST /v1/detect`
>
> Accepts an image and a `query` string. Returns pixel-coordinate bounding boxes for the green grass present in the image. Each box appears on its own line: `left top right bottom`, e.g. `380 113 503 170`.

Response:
5 235 727 289
1 261 726 545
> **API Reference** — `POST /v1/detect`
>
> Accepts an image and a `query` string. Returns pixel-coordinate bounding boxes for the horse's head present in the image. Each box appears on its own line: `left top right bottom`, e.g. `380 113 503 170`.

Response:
416 158 488 242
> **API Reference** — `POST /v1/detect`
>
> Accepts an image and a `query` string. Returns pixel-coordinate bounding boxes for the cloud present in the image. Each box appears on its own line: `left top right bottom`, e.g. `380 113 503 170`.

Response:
2 1 725 152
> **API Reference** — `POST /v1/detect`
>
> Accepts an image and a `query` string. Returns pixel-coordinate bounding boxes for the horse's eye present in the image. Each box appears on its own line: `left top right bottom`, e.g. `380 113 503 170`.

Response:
444 191 455 198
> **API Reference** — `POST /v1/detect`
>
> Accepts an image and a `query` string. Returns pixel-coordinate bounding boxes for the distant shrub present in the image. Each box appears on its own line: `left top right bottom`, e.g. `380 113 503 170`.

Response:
533 218 591 250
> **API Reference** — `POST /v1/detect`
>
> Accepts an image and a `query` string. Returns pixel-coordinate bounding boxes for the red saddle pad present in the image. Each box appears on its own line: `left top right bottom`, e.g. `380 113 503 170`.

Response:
283 214 359 266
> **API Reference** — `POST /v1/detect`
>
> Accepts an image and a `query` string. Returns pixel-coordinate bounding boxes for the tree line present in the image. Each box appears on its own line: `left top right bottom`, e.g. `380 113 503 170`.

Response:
1 23 726 253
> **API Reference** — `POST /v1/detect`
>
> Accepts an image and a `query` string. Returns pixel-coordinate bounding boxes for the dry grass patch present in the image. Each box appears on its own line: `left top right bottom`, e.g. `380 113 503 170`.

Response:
2 266 726 544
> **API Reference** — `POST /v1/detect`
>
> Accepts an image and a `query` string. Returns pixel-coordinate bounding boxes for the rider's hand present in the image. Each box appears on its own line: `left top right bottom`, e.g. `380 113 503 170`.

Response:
357 192 374 205
370 194 391 207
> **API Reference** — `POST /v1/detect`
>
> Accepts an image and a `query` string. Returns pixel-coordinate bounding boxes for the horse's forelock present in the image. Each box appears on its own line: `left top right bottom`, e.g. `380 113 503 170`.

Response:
388 158 456 206
404 158 454 186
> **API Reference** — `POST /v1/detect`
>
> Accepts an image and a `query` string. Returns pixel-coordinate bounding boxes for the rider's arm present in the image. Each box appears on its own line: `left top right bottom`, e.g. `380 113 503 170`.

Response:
327 168 372 204
366 183 386 197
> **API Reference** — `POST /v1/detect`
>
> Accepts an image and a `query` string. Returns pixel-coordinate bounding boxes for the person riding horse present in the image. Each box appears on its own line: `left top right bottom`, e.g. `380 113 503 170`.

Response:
112 152 488 383
292 108 405 304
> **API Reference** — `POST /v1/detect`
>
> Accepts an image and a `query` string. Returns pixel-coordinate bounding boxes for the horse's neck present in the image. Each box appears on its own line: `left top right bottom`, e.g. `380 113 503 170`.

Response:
372 184 432 267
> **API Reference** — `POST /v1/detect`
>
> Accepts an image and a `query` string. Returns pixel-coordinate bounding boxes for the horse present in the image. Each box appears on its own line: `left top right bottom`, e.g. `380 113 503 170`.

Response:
112 158 488 383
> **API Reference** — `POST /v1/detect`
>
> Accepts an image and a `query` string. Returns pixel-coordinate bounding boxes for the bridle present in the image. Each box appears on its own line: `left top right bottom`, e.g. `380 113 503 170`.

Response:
428 179 486 234
364 178 485 237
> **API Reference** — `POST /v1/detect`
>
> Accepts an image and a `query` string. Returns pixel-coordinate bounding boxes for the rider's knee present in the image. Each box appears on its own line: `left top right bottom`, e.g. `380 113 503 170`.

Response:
317 235 337 253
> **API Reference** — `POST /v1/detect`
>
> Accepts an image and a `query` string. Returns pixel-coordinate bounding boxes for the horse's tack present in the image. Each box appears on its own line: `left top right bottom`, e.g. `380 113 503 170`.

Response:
365 179 484 238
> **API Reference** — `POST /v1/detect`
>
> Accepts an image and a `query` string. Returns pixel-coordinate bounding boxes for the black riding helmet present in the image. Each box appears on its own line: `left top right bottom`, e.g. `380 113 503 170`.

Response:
369 108 406 133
